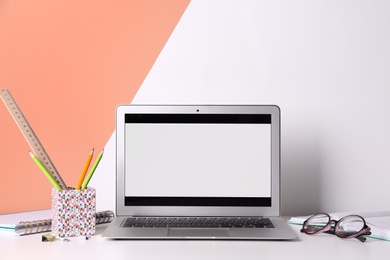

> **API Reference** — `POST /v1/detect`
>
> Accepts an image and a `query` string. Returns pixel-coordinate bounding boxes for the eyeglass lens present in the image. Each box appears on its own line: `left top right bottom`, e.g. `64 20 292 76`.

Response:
303 213 330 234
336 215 366 238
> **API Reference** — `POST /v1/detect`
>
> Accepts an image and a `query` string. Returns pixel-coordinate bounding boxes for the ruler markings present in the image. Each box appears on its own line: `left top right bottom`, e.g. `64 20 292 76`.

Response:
0 88 67 189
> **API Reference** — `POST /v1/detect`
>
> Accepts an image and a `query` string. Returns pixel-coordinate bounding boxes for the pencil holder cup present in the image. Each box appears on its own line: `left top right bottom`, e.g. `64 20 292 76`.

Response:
51 187 96 237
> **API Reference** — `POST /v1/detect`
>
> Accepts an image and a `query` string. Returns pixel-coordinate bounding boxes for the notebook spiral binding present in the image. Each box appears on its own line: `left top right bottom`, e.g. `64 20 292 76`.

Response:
15 210 114 236
95 210 115 225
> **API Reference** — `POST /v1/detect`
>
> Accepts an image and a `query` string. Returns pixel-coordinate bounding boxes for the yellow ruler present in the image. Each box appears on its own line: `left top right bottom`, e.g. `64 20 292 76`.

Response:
0 88 67 189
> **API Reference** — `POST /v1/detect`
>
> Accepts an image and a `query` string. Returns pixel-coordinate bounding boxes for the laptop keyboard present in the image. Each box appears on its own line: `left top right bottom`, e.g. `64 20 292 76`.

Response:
122 217 274 228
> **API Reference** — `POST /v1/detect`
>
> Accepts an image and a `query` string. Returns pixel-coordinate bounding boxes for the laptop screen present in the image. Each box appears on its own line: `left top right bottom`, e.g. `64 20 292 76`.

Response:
116 105 281 217
124 114 271 207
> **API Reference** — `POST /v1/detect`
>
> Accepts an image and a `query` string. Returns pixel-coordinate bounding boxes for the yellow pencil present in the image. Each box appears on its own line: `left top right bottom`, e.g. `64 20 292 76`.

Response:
81 149 104 189
76 148 94 190
29 151 61 190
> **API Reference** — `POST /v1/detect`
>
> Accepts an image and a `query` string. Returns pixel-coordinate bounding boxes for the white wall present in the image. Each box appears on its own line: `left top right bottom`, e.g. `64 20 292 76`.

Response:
93 0 390 216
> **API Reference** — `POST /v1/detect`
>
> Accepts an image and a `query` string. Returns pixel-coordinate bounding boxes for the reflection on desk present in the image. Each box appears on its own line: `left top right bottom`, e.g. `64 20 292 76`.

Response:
1 219 390 260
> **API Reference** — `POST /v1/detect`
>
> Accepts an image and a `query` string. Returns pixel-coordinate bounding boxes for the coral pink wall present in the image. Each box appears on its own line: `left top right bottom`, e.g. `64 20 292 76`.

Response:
0 0 189 214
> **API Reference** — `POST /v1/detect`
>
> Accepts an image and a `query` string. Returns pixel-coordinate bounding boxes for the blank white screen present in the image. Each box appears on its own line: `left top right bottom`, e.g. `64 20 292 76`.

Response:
125 123 271 197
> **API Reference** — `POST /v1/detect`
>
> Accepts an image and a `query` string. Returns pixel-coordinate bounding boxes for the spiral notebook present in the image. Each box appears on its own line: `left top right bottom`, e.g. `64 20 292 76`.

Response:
0 210 114 236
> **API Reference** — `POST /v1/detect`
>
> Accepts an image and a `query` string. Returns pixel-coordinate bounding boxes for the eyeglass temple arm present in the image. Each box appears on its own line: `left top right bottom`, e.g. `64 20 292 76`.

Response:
323 229 371 243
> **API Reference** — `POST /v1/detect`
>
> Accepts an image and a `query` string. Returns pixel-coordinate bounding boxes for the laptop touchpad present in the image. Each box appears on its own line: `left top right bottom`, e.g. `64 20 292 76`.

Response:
168 228 230 238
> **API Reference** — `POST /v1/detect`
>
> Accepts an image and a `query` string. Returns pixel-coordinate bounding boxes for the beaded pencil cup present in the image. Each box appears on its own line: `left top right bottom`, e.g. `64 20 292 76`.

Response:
51 187 96 237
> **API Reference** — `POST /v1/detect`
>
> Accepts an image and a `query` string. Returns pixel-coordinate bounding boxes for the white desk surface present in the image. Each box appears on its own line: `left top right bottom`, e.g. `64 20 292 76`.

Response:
1 219 390 260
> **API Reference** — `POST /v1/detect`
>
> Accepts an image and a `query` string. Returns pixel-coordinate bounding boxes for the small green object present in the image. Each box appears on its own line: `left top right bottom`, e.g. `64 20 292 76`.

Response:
42 233 56 242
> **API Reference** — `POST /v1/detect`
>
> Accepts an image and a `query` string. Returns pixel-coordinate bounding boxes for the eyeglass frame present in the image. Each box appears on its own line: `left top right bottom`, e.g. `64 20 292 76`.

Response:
300 213 372 242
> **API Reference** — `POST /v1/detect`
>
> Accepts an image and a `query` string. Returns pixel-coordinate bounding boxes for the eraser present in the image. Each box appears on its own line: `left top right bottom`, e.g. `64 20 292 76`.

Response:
78 235 91 240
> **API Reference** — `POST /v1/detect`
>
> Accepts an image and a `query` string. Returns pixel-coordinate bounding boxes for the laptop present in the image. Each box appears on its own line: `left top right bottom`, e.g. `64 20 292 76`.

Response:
103 105 297 240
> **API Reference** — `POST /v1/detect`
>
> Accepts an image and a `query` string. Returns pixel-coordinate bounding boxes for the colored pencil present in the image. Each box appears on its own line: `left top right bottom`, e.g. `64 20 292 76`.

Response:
81 149 104 189
29 151 61 190
76 148 94 190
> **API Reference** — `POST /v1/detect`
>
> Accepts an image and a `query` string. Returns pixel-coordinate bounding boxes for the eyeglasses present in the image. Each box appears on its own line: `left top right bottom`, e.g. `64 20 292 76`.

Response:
300 213 371 242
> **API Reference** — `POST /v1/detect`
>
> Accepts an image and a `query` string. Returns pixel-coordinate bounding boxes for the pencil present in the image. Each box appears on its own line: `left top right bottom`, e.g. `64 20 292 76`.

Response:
76 148 94 190
81 149 104 189
29 151 61 190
